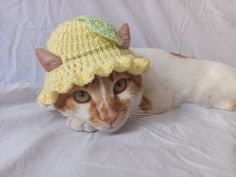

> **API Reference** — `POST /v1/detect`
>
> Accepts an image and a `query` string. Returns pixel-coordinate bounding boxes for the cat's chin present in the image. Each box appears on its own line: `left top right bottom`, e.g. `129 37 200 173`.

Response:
90 117 128 133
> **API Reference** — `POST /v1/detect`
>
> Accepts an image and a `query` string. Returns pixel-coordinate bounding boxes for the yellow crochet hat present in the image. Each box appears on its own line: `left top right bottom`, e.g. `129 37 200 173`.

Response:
38 16 150 106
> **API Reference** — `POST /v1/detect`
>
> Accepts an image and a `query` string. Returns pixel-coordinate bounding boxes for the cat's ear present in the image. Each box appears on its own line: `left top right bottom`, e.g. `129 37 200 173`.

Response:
35 48 63 72
118 23 130 49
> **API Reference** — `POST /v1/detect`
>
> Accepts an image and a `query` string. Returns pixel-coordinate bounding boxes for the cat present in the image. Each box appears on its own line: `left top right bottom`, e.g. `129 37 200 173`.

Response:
35 23 236 133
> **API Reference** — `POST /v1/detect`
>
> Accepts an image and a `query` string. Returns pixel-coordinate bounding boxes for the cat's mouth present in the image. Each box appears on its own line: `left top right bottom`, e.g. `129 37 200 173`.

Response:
88 112 130 133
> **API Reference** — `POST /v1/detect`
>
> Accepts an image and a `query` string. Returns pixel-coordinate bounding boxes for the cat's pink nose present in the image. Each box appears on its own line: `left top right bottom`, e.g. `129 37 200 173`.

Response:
104 117 116 125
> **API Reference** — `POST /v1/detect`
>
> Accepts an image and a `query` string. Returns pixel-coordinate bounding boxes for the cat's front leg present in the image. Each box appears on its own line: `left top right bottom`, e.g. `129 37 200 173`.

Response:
66 117 97 132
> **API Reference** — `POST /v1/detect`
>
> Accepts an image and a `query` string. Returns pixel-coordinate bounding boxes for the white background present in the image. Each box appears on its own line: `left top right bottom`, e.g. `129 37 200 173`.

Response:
1 0 236 84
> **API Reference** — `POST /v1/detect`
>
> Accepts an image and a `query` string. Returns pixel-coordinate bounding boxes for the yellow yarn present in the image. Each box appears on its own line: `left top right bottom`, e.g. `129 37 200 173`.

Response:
38 16 150 106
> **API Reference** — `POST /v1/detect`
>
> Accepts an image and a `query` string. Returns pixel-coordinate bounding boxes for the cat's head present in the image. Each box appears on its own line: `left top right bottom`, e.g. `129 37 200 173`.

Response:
54 71 143 132
35 23 150 132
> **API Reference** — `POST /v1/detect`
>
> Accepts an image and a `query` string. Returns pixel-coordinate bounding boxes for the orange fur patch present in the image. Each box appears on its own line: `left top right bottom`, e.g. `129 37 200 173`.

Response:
140 96 152 112
231 102 236 111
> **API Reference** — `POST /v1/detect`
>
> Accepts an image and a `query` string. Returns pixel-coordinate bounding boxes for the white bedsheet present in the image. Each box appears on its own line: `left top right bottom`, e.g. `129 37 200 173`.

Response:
1 0 236 177
0 82 236 177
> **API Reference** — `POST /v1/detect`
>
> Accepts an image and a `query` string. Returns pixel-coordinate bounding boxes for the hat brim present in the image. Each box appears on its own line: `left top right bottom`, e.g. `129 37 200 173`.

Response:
38 54 150 106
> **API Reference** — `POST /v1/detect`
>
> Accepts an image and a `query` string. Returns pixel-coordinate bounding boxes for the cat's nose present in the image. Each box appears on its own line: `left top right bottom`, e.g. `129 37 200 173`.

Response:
104 117 116 125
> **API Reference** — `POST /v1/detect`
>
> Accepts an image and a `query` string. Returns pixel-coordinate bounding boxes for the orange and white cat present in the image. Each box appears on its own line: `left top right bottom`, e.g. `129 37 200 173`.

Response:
35 23 236 133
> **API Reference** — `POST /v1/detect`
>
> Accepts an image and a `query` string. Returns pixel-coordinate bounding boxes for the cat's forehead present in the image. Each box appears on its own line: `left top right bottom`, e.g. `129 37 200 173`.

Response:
107 71 132 81
70 71 132 92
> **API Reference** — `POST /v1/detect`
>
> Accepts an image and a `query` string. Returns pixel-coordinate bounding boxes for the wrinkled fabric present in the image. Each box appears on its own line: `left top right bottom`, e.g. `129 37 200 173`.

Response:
0 83 236 177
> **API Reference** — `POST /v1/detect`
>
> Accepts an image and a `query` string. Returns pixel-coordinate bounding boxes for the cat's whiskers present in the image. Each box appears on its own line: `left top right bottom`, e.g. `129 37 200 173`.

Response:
130 109 157 115
126 107 158 124
126 119 140 126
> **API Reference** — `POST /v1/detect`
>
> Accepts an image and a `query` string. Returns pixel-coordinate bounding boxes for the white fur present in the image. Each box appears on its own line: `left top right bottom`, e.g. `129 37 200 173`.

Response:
99 78 108 107
142 49 236 112
65 104 96 132
67 117 96 132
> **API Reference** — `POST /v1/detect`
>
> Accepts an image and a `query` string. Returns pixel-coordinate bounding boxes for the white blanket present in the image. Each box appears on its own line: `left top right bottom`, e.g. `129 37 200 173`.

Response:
1 0 236 176
0 82 236 177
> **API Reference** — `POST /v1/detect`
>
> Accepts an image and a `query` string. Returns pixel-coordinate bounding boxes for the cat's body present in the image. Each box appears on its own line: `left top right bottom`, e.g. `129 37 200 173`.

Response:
141 48 236 114
36 22 236 133
53 49 236 133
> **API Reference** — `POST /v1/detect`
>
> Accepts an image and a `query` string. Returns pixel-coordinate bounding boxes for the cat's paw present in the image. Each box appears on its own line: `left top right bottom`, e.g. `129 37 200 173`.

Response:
67 117 96 132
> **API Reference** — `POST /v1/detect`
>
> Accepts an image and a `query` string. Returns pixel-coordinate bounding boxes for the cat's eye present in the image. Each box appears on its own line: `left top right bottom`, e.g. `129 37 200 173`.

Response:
113 79 127 94
73 91 91 103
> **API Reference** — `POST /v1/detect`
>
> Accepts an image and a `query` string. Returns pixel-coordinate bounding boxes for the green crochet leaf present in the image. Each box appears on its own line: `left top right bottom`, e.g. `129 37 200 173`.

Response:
75 16 122 45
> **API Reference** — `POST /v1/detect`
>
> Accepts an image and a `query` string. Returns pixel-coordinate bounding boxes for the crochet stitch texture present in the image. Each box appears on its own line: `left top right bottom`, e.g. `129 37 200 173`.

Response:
38 16 150 106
